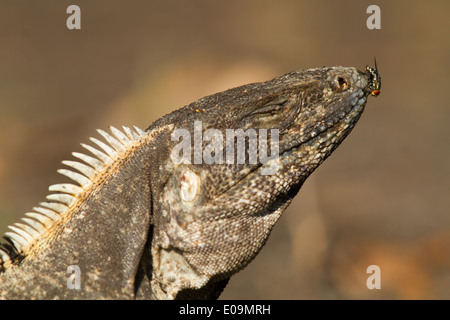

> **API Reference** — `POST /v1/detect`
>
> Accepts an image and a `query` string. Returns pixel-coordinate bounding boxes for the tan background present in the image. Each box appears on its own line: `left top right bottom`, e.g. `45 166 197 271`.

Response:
0 1 448 299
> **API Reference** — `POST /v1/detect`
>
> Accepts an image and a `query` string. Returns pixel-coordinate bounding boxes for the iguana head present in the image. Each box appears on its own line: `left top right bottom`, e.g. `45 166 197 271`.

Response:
148 65 379 299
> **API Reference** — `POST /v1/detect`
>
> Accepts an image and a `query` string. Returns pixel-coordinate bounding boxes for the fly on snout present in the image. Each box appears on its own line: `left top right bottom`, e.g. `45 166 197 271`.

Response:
365 58 381 97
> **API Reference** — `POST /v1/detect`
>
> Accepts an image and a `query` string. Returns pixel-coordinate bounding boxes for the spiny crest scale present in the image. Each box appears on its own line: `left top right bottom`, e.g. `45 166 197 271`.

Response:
0 126 146 266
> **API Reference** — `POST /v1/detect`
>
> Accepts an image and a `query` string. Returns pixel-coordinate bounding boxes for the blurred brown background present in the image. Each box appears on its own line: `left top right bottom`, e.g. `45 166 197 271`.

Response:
0 0 448 299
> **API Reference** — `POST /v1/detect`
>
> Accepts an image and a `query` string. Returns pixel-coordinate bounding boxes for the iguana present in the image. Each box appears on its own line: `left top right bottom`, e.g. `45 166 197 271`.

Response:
0 64 380 299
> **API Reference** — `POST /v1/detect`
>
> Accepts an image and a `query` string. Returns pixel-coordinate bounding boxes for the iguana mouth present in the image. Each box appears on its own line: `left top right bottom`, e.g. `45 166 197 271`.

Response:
283 88 368 154
216 96 368 200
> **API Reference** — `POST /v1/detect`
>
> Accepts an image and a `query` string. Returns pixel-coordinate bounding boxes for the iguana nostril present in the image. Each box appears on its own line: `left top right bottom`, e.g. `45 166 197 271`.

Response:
337 77 348 90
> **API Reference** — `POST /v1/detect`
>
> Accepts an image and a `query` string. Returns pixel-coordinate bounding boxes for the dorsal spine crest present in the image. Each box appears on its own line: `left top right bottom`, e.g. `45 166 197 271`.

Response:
0 125 147 270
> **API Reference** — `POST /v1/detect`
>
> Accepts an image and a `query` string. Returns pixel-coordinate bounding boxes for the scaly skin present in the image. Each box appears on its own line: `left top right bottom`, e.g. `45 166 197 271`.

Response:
0 65 380 299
